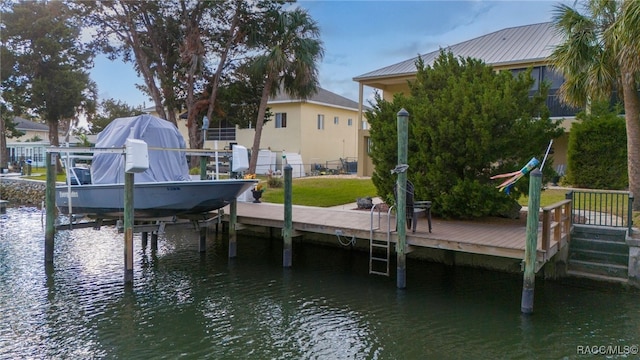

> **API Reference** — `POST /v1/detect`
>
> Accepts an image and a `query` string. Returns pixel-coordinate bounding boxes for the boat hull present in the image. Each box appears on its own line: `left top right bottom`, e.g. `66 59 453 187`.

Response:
56 180 257 218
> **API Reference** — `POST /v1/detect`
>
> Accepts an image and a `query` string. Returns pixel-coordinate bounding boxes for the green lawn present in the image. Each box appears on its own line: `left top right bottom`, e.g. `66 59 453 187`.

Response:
261 177 377 207
519 188 569 207
261 177 570 208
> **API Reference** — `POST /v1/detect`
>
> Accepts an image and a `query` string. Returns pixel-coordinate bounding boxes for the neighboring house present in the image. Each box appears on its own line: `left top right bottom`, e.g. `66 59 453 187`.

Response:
176 87 364 175
4 116 83 170
5 117 51 169
353 22 580 177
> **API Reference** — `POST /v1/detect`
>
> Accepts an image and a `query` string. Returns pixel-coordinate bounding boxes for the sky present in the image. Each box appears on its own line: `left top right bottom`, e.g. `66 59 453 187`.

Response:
90 0 573 109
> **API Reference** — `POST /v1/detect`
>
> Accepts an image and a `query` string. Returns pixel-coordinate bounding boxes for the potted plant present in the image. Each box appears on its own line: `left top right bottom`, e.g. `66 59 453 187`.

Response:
252 183 264 203
189 167 201 180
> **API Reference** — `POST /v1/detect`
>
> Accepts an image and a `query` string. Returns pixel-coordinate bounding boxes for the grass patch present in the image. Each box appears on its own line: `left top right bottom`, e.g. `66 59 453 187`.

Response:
24 174 67 182
518 188 569 207
261 177 377 207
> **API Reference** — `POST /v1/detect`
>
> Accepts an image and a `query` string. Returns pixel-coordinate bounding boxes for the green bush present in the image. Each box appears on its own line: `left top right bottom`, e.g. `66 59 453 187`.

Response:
267 175 283 188
366 51 562 219
566 102 627 190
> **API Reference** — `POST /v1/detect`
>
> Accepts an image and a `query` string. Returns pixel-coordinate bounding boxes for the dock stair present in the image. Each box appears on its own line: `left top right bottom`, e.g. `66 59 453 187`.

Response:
567 225 629 283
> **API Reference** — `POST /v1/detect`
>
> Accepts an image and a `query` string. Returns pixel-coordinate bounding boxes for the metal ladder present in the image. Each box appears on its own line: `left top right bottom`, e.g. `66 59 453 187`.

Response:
369 204 395 276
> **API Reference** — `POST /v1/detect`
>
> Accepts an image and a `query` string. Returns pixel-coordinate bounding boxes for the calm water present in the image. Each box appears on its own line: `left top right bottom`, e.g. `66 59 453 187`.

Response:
1 206 639 359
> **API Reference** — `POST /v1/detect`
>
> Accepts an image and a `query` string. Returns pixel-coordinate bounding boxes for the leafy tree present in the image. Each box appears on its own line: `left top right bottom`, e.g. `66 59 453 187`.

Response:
566 101 627 189
210 74 263 129
246 7 324 173
550 0 640 209
90 99 143 134
1 1 95 151
83 0 279 156
367 51 562 219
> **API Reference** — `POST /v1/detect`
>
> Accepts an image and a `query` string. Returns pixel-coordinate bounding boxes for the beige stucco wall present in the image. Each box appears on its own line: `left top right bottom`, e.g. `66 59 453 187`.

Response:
297 102 358 165
176 101 359 171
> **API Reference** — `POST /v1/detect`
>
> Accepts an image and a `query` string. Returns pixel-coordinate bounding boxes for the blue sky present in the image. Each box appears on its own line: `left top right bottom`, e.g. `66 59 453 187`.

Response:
90 0 572 108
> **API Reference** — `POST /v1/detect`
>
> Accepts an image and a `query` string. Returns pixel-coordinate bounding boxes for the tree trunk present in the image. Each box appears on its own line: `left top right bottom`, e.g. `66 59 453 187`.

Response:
47 119 64 174
249 78 273 174
620 66 640 210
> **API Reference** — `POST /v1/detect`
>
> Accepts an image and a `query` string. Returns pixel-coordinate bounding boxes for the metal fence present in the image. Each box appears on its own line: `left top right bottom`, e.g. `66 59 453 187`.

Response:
566 189 633 232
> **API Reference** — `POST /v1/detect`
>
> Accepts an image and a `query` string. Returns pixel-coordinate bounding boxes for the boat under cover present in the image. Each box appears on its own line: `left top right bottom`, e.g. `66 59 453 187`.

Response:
56 114 257 218
56 180 256 218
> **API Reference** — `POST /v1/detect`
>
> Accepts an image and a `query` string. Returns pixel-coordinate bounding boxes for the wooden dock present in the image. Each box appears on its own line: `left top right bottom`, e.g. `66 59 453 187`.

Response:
227 200 572 272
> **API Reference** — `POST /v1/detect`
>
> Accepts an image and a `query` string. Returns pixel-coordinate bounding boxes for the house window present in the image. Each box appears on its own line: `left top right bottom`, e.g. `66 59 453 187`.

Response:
347 118 353 126
275 113 287 128
317 114 324 130
542 66 564 90
511 67 541 90
334 116 339 125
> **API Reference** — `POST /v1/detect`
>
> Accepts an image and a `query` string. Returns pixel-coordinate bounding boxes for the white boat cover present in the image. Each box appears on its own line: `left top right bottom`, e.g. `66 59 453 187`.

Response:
92 114 190 184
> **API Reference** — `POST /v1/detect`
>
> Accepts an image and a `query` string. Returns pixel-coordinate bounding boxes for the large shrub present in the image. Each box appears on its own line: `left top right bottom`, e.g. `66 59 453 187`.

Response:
366 51 563 219
566 102 627 189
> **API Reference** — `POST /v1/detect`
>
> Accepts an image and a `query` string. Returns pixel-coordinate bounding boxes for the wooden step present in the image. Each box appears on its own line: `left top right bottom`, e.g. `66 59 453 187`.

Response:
566 269 628 285
568 259 628 278
570 237 629 255
569 248 629 266
572 226 628 243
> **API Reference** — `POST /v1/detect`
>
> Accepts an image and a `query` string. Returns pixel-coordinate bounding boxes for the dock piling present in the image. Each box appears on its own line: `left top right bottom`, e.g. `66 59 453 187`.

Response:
199 226 207 253
124 172 134 283
151 232 158 250
45 152 56 263
521 168 542 314
396 109 409 289
229 199 237 258
283 164 293 268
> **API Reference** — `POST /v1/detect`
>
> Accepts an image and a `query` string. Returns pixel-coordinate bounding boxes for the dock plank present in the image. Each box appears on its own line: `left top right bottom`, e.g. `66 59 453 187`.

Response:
229 202 551 263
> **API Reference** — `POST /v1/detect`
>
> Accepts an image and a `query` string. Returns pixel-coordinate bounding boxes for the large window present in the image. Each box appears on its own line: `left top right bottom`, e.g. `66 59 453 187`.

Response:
347 118 353 126
542 66 564 90
511 67 541 90
317 114 324 130
275 113 287 128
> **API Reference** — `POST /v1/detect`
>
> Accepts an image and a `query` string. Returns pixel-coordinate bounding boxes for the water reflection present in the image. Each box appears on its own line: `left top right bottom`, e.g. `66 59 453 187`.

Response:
1 207 639 359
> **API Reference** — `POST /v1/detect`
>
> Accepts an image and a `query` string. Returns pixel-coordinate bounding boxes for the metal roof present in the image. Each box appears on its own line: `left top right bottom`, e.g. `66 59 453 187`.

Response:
12 116 49 131
270 86 360 110
354 22 561 81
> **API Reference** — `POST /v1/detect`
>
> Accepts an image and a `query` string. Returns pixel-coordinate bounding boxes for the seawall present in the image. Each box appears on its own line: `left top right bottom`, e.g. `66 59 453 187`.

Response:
0 178 46 205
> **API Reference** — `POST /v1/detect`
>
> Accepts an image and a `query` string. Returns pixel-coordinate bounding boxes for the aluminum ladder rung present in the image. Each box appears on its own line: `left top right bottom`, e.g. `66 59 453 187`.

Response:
369 204 394 277
371 243 389 249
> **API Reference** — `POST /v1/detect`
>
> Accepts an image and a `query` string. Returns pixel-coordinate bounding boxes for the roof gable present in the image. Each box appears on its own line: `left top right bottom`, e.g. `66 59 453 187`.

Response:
12 116 50 131
269 87 360 110
354 22 561 81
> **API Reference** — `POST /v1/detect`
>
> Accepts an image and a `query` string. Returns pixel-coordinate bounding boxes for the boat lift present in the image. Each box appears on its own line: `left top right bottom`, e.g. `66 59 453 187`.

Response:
44 144 243 284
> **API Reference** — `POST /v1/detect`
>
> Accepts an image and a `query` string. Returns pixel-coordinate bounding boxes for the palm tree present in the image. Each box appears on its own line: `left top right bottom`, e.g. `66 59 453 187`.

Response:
247 8 324 173
550 0 640 210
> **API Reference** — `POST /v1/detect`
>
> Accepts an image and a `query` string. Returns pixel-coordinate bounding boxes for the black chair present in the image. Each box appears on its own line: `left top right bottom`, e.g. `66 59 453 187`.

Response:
393 180 432 233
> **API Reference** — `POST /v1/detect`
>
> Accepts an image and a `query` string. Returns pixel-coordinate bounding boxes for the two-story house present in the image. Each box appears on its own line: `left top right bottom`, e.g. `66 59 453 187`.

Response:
177 87 363 176
353 22 579 177
5 117 52 169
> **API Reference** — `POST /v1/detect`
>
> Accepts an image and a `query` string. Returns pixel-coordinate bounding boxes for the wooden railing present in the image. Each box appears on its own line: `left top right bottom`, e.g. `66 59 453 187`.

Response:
541 199 572 255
